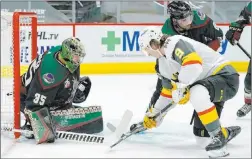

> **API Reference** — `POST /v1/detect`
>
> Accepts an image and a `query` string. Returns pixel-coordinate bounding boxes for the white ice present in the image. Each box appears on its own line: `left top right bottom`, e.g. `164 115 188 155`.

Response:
1 73 251 158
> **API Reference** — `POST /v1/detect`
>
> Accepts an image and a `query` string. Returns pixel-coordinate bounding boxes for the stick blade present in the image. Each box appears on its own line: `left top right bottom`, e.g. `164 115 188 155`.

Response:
106 122 116 132
114 109 133 139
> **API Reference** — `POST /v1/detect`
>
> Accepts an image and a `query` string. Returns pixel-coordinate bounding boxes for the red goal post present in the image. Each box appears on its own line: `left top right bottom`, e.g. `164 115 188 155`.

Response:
1 12 37 138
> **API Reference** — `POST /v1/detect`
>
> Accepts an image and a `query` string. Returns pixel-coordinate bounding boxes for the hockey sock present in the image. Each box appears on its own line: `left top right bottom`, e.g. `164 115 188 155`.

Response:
197 105 222 137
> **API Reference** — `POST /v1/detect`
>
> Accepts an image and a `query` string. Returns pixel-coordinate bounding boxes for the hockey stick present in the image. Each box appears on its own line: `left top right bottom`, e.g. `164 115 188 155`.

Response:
110 125 146 149
113 110 133 139
109 102 174 149
1 109 133 145
237 43 251 58
1 126 105 144
108 102 174 133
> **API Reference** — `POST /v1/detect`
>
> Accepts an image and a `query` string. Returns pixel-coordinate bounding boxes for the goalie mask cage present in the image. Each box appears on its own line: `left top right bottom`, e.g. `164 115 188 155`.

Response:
1 12 37 138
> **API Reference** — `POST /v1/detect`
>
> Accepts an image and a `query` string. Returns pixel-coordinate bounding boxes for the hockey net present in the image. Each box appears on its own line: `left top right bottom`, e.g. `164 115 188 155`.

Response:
1 12 37 138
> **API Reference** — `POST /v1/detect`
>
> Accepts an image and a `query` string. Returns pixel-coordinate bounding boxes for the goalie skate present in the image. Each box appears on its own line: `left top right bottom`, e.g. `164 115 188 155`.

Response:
20 120 34 139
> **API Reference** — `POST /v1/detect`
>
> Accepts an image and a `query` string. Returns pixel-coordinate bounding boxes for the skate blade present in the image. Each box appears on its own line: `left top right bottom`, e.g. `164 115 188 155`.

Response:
207 146 229 158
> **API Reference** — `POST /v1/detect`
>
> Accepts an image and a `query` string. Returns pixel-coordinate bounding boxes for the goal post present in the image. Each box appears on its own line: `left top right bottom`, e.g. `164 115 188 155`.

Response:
1 12 38 139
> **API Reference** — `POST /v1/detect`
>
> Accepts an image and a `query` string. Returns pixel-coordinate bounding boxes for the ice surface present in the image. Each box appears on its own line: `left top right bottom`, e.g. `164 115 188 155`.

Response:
1 73 251 158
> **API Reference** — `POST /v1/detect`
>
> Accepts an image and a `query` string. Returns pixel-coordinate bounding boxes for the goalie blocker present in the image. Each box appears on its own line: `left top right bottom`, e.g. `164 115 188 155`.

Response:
19 38 103 144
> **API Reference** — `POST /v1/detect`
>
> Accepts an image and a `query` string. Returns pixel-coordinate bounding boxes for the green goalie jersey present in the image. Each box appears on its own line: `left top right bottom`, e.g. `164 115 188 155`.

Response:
21 46 80 110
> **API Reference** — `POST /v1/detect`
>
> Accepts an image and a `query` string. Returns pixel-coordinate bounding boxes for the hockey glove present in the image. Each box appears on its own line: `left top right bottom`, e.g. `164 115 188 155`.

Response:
225 22 245 45
143 106 166 129
171 82 190 105
73 76 91 103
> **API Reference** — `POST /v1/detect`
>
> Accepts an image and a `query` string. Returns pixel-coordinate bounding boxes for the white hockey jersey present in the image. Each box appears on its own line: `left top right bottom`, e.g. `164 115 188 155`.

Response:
152 35 237 112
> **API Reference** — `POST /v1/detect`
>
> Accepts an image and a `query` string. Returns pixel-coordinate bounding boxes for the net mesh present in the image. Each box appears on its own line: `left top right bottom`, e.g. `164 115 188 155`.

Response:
1 11 37 138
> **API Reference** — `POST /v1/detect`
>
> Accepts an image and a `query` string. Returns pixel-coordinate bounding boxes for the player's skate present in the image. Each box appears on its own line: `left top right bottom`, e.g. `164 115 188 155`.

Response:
205 130 229 158
237 103 251 117
21 120 34 139
225 126 241 143
237 89 251 117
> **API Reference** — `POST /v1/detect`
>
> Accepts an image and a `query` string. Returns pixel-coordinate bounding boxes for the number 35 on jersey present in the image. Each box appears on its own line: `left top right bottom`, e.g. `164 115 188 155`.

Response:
33 93 47 105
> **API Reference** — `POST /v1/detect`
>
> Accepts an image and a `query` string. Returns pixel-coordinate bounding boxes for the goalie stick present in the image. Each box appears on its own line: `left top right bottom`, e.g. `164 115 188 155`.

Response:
106 122 116 132
1 109 133 145
1 126 105 144
109 102 174 149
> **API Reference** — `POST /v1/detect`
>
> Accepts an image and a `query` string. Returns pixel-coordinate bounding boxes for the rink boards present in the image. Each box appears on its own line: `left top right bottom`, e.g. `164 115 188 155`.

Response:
1 24 251 76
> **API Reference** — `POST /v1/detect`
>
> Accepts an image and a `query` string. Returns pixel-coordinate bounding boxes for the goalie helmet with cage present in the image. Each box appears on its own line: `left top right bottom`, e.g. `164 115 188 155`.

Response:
138 26 163 56
60 37 86 73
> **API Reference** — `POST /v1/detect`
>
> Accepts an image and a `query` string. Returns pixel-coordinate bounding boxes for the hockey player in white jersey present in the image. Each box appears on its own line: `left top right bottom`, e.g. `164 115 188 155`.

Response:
137 26 241 158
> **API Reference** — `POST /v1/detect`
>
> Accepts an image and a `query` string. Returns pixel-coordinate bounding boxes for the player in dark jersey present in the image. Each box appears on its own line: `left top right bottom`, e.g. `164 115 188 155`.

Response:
226 2 251 117
20 37 103 144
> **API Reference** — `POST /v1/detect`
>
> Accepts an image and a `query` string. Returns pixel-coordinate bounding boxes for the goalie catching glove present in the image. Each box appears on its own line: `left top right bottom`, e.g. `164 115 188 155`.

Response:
73 76 91 103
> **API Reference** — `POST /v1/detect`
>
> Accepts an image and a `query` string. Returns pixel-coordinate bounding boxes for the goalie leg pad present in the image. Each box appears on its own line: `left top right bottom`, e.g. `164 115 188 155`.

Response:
25 107 56 144
51 105 103 134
